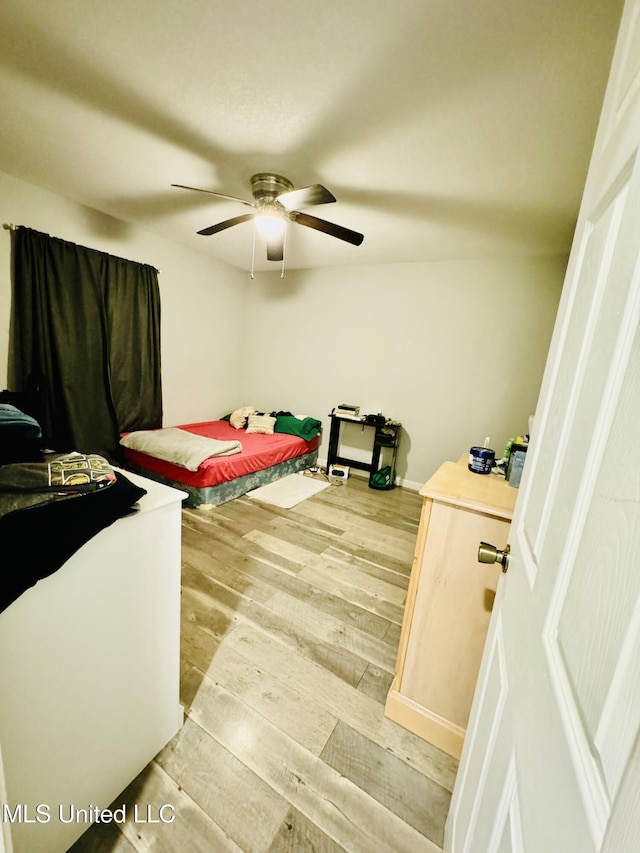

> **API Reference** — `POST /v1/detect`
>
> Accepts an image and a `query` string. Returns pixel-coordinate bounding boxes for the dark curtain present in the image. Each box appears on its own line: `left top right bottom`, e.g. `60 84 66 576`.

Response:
8 227 162 461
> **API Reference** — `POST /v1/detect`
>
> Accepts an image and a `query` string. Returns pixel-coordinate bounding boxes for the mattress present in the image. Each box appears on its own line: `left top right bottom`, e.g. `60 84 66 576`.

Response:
121 419 320 489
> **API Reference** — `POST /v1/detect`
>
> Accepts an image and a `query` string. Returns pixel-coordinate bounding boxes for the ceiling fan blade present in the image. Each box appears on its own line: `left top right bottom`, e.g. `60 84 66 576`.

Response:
291 211 364 246
277 184 336 210
266 232 285 262
172 184 256 208
197 213 255 236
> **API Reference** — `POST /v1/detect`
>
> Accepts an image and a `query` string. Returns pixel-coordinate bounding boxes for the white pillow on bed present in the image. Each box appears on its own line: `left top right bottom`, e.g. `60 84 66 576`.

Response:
230 406 257 429
246 414 276 435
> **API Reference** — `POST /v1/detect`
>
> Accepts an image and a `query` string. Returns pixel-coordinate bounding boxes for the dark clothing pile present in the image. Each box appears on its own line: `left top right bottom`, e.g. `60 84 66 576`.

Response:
0 401 146 614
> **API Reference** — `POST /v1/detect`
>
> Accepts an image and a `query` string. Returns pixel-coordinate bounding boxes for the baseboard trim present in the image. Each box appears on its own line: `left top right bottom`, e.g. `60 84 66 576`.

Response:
384 678 465 760
316 456 421 492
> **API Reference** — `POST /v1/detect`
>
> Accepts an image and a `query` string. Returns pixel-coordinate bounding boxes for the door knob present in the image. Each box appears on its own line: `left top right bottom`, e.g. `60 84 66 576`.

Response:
478 542 510 573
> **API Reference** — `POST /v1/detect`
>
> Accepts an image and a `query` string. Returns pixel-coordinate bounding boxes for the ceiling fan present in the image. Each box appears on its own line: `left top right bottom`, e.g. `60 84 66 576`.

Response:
172 173 364 265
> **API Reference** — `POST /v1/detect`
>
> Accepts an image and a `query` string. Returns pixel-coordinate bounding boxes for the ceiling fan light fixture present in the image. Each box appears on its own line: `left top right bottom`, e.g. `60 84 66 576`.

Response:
254 210 287 238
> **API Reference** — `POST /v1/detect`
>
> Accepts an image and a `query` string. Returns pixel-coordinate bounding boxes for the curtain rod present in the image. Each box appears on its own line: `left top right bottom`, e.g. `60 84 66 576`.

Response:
2 223 161 272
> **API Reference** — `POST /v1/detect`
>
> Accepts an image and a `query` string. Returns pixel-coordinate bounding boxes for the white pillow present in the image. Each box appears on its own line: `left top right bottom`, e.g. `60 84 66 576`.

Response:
246 414 276 435
229 406 257 429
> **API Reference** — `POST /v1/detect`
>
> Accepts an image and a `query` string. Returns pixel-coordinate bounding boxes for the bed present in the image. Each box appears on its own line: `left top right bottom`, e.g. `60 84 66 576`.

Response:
120 414 321 508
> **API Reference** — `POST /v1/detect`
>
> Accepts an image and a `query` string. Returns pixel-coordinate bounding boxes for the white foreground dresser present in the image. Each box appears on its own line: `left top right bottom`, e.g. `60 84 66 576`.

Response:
0 471 185 853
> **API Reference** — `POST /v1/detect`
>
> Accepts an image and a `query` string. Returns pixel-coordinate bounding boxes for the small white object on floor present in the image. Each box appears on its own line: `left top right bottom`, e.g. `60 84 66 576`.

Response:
247 472 330 508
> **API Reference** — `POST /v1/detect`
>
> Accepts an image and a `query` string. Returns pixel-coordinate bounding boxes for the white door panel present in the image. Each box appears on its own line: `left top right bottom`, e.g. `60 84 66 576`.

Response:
491 758 523 853
522 173 630 585
449 608 509 853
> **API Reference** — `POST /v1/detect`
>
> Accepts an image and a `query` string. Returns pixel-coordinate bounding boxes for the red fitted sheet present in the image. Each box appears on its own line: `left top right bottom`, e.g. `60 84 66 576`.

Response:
121 420 319 489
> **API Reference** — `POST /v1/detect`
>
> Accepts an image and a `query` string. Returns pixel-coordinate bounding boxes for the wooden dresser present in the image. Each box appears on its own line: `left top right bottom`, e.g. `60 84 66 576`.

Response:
385 458 516 758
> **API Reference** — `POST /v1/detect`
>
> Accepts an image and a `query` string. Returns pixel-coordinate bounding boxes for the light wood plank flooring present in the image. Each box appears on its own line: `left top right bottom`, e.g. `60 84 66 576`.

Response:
71 474 458 852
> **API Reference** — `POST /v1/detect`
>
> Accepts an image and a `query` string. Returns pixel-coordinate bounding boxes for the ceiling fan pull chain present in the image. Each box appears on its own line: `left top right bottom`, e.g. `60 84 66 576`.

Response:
281 229 287 278
250 222 256 280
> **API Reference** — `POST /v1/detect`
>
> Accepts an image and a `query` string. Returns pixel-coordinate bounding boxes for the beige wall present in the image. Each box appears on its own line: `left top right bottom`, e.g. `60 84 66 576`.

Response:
242 258 565 487
0 170 246 426
0 169 565 487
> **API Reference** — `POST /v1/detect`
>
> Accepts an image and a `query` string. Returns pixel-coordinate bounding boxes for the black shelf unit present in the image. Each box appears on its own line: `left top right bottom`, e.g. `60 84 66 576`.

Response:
326 413 401 490
369 421 402 490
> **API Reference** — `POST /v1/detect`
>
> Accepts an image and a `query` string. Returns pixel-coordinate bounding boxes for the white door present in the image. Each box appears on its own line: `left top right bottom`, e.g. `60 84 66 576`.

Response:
445 3 640 851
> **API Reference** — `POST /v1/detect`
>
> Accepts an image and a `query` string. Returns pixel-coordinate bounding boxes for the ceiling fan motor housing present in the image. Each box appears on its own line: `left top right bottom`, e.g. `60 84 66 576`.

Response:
250 173 294 203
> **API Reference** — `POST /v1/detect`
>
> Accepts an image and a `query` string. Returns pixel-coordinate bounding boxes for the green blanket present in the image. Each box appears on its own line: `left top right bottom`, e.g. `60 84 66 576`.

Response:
275 415 322 441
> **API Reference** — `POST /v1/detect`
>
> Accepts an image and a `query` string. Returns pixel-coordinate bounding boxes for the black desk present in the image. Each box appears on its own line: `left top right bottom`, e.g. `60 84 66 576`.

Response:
326 413 401 489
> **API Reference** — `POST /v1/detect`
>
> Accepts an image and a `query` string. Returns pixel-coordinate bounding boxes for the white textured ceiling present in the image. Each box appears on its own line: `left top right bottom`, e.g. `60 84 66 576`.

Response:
0 1 623 272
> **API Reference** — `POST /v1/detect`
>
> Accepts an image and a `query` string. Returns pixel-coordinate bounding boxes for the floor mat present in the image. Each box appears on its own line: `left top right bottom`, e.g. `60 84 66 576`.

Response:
247 473 330 508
